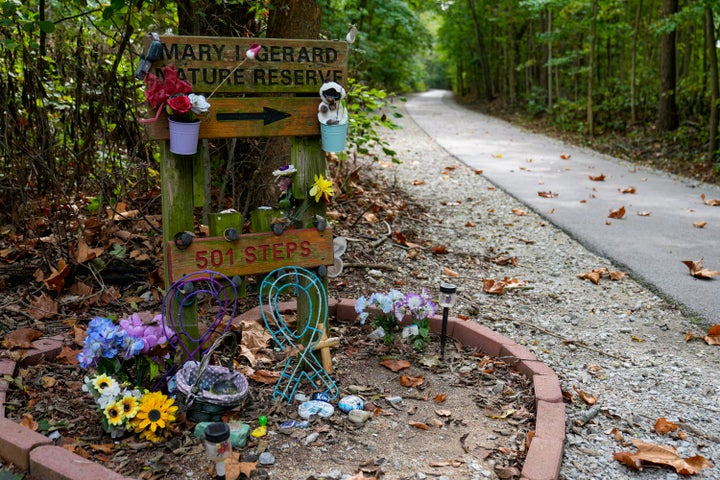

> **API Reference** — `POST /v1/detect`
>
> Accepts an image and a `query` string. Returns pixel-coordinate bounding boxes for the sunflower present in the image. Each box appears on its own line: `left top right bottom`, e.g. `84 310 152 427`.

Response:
103 401 124 426
92 374 117 394
120 394 140 419
131 391 178 440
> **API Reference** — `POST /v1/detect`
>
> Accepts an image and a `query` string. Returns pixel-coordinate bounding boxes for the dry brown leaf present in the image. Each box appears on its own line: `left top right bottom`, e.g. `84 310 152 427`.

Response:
495 466 521 479
492 256 518 266
434 393 447 403
681 259 720 279
560 154 571 159
613 438 712 474
573 385 597 405
703 324 720 345
408 421 430 430
693 221 707 228
435 409 452 417
19 413 38 431
610 427 624 442
700 194 720 206
608 206 626 219
412 179 426 186
511 208 527 216
578 270 602 285
56 346 81 365
465 221 475 227
429 460 463 467
225 455 258 480
44 258 70 293
399 375 425 388
380 359 411 372
538 191 559 198
608 270 625 281
431 245 448 254
443 267 460 277
636 211 652 216
482 278 505 295
248 369 280 384
620 186 637 194
588 174 606 181
2 327 43 349
75 237 105 264
28 292 58 320
654 417 679 434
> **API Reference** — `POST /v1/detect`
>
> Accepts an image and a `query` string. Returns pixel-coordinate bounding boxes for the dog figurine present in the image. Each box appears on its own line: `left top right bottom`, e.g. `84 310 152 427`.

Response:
318 81 348 125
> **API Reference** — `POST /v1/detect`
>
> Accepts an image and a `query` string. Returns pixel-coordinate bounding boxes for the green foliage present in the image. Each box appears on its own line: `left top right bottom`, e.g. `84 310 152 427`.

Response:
345 78 403 163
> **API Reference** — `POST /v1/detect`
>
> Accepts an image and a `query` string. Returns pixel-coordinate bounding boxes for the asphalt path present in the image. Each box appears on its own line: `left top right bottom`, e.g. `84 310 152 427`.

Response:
405 90 720 322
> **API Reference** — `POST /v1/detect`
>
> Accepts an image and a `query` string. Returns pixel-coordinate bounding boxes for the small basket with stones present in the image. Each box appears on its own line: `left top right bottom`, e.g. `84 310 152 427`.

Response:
176 331 249 422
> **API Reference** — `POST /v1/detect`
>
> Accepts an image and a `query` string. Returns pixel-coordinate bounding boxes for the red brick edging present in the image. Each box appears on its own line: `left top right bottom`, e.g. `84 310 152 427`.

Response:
1 298 565 480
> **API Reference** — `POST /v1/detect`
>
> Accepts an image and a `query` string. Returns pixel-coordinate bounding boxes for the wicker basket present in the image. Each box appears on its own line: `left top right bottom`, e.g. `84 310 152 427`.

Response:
176 332 249 422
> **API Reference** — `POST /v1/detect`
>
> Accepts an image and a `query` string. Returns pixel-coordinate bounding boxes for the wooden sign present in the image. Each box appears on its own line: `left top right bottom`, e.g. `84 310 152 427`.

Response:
150 36 348 95
166 228 334 282
146 97 320 139
143 36 349 139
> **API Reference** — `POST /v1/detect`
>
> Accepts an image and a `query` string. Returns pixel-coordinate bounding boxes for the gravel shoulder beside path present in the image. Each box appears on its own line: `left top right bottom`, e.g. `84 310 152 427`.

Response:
370 99 720 479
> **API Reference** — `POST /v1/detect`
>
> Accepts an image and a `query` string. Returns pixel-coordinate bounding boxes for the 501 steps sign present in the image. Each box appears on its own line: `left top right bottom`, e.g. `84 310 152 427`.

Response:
144 36 349 139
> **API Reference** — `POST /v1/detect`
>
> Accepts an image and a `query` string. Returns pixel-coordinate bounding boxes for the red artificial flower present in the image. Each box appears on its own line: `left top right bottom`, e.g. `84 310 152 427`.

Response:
166 95 192 115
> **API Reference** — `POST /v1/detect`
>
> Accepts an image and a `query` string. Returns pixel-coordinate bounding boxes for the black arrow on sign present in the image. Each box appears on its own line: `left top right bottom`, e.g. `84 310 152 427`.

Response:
216 107 291 125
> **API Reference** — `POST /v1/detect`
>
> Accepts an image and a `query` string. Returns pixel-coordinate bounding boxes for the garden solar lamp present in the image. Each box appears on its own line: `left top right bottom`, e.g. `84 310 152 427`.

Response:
439 283 457 358
204 422 232 480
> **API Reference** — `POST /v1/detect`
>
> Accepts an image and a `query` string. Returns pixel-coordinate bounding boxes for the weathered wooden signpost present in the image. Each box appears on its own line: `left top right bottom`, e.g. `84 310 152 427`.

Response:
143 35 348 369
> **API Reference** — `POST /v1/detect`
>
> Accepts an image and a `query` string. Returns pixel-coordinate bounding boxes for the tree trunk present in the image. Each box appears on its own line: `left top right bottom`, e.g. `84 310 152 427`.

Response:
467 0 493 100
656 0 679 131
268 0 321 38
706 6 719 159
631 0 643 123
546 8 553 111
587 0 597 136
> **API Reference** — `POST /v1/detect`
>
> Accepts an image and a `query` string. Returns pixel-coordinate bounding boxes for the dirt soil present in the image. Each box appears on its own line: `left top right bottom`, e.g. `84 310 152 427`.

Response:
1 154 534 480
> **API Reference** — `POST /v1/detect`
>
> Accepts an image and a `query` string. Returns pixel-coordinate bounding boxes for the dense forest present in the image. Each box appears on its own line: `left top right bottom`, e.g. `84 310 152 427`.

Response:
1 0 719 230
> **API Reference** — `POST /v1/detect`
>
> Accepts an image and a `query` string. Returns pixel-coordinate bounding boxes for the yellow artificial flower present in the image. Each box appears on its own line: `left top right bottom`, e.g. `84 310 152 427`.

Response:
309 174 334 203
92 374 117 394
120 394 139 419
131 391 178 438
103 401 124 426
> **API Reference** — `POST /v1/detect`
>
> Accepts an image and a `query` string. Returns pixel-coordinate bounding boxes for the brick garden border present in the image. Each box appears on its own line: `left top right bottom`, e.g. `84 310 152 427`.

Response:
0 298 565 480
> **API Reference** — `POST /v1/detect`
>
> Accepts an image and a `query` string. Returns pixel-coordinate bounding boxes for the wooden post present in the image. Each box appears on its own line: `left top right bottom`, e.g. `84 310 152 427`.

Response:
160 142 199 359
290 136 330 370
208 211 245 298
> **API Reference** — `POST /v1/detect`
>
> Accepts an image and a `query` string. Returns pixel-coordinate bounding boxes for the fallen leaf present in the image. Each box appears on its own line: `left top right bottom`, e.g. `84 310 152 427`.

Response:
380 359 410 372
56 346 81 365
588 174 605 181
511 208 527 216
474 169 483 174
435 409 452 417
610 427 624 442
225 455 258 480
492 153 503 158
700 194 720 206
560 154 571 159
654 417 679 434
2 328 43 349
620 186 636 194
693 221 707 228
538 191 559 198
248 369 280 384
465 221 475 227
613 438 712 474
637 211 652 216
443 267 460 277
408 421 430 430
412 179 426 186
573 385 597 405
429 460 463 467
681 259 720 279
431 245 448 254
434 393 446 403
482 278 505 295
608 206 626 219
20 413 38 431
75 237 105 264
399 375 424 388
27 292 58 320
44 259 70 293
492 256 518 266
495 466 521 479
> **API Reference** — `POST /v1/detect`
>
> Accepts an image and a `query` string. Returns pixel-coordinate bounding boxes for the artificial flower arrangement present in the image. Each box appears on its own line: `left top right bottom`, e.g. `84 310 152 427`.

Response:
138 64 211 124
309 174 334 204
78 314 179 442
82 373 178 442
356 290 437 350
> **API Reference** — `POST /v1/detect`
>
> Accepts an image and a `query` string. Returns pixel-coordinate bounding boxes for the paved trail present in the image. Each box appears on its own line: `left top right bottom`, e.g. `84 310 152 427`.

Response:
405 90 720 323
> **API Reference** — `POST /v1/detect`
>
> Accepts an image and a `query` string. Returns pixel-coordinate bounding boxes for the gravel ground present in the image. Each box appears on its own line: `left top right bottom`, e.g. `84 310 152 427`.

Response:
361 102 720 479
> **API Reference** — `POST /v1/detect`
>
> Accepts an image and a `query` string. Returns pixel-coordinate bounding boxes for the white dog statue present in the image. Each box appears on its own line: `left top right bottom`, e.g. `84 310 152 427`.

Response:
318 81 348 125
